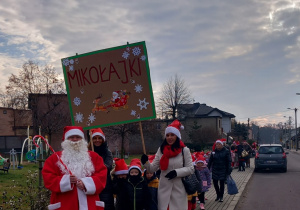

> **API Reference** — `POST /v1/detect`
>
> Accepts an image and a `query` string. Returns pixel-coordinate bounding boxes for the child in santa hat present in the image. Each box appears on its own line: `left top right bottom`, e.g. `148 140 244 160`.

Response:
143 155 159 210
114 158 151 210
195 156 211 210
111 158 128 210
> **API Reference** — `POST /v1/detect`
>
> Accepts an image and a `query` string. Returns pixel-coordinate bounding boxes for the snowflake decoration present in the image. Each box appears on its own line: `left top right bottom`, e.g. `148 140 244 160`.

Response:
130 110 136 116
134 84 143 93
86 122 91 126
75 58 79 64
137 114 140 119
62 59 70 66
132 47 141 56
137 98 149 110
73 97 81 106
69 65 74 71
88 113 96 123
75 112 84 123
69 59 74 65
80 88 84 94
126 46 131 51
130 79 135 84
140 55 146 61
122 51 130 59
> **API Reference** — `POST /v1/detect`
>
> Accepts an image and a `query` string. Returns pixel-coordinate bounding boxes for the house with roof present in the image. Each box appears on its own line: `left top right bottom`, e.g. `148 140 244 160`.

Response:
176 102 236 143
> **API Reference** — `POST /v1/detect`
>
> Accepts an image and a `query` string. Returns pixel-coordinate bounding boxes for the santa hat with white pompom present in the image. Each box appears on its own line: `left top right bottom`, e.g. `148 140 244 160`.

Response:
165 119 184 139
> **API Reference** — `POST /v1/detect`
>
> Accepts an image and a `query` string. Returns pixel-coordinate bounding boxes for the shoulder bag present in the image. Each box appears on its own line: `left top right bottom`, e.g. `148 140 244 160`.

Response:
181 148 200 195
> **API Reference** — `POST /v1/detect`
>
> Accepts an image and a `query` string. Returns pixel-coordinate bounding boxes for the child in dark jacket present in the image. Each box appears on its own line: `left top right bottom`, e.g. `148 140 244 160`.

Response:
195 156 211 210
115 159 151 210
144 169 159 210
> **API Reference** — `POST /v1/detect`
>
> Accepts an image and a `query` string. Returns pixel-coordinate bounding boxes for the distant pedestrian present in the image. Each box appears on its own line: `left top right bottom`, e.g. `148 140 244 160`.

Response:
236 140 245 171
243 141 252 167
207 140 231 202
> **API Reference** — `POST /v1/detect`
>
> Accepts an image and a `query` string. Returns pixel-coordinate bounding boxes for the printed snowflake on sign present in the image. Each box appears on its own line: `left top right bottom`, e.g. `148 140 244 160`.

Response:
130 110 136 116
126 46 131 51
130 79 135 84
137 98 149 110
69 65 74 71
134 84 143 93
122 51 130 59
75 112 84 123
88 113 96 123
62 59 70 66
75 58 79 64
80 88 84 94
69 59 74 65
132 47 141 56
140 55 146 61
73 97 81 106
137 114 140 119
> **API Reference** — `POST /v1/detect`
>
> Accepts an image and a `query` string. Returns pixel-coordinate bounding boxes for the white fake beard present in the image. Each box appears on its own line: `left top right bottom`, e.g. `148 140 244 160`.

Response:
58 139 95 178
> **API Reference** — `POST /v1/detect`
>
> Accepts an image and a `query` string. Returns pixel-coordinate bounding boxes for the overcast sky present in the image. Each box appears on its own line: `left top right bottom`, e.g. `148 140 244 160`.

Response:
1 0 300 127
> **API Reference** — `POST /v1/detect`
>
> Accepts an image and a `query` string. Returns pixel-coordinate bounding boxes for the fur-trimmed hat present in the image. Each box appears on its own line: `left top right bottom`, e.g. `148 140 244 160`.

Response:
63 126 84 140
195 155 205 164
128 158 142 173
91 128 105 141
114 158 128 175
165 119 184 139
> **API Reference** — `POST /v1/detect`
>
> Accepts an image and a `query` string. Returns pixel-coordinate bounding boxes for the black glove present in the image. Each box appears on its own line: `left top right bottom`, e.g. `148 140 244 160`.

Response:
141 154 148 165
165 170 177 180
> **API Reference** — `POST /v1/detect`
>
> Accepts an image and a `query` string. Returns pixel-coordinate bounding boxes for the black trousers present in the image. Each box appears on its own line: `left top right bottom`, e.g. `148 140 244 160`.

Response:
198 192 205 203
213 179 225 197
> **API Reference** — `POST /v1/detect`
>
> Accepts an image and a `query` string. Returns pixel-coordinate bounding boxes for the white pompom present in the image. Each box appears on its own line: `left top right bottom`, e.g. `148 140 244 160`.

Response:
180 125 184 130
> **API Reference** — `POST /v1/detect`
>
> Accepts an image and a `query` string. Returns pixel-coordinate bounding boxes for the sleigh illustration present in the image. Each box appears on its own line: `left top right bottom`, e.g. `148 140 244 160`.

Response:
92 90 130 113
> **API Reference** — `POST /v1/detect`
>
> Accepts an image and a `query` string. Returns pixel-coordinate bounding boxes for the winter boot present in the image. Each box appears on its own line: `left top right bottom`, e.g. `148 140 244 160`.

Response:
200 203 205 210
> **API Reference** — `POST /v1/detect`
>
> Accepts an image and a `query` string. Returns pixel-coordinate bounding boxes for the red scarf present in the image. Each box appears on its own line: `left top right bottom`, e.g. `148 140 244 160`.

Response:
160 140 185 171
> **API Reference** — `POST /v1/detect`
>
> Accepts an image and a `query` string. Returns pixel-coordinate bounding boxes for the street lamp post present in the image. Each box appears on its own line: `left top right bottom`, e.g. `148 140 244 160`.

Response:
284 116 292 149
288 108 298 151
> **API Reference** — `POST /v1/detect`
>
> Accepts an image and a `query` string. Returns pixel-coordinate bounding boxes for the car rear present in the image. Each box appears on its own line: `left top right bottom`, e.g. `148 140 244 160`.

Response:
254 144 287 172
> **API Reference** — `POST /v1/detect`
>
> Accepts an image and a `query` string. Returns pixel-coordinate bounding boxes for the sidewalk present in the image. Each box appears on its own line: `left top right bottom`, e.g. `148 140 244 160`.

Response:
195 158 254 210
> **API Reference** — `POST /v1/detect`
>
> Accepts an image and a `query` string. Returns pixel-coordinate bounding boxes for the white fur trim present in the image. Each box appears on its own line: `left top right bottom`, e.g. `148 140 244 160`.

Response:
48 202 61 210
115 169 128 175
77 188 88 210
195 160 205 164
60 175 72 192
92 132 105 141
65 129 84 140
129 166 142 173
216 140 223 145
165 127 181 139
96 201 105 207
81 177 96 195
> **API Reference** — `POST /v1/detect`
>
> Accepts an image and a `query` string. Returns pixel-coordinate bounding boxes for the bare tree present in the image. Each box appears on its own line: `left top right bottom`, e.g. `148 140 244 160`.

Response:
2 60 65 109
158 74 193 119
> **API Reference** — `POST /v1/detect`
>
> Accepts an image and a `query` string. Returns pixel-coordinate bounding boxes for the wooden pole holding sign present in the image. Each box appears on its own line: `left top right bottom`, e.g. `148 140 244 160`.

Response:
139 121 146 154
89 130 94 152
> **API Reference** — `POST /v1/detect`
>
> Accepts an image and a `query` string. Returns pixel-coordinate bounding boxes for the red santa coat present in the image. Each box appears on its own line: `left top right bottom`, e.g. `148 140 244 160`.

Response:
42 151 107 210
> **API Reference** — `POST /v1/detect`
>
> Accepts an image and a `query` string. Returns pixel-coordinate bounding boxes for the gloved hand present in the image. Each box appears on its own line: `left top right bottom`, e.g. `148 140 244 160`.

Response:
165 170 177 180
141 154 148 165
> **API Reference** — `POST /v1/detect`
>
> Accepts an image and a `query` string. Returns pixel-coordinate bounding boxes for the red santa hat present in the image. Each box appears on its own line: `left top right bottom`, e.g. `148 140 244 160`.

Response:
91 128 105 141
215 139 224 145
128 158 142 173
63 126 84 140
165 119 184 139
148 155 155 163
114 158 128 175
195 155 206 164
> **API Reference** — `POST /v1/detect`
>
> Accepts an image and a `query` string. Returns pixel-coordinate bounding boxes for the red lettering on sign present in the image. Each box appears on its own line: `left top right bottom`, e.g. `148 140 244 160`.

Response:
67 70 80 89
81 68 91 86
99 65 109 82
108 63 120 81
89 66 99 84
129 58 140 77
118 60 128 84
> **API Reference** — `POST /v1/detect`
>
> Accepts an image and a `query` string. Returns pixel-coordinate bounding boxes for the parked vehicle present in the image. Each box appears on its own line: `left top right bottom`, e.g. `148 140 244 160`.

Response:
254 144 288 172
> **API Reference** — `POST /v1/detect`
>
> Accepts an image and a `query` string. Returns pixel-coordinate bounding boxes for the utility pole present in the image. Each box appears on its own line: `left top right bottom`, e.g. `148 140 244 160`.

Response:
288 108 298 151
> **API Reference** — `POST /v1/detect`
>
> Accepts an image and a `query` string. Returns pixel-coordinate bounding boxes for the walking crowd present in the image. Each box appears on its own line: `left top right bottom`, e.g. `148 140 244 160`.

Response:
42 120 255 210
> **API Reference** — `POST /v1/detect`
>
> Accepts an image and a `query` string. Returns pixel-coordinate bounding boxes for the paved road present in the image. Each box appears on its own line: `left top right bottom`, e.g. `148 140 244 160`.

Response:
235 150 300 210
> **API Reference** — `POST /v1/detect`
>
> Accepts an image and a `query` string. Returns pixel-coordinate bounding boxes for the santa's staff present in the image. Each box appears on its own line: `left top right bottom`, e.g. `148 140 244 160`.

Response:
32 135 72 175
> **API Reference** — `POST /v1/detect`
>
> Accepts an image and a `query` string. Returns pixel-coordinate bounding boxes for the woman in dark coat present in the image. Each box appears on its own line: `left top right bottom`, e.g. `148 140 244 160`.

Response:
89 128 114 210
207 139 231 202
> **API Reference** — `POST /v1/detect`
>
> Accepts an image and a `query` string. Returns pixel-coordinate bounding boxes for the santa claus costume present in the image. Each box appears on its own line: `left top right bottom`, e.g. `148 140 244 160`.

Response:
42 126 107 210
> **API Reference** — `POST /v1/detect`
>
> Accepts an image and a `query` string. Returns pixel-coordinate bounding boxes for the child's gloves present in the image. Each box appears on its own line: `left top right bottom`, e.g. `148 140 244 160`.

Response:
141 154 148 165
165 170 177 180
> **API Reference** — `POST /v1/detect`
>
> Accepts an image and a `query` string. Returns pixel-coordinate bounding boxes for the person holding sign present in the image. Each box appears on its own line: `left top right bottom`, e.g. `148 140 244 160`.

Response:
42 126 107 210
141 119 194 210
88 128 114 210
